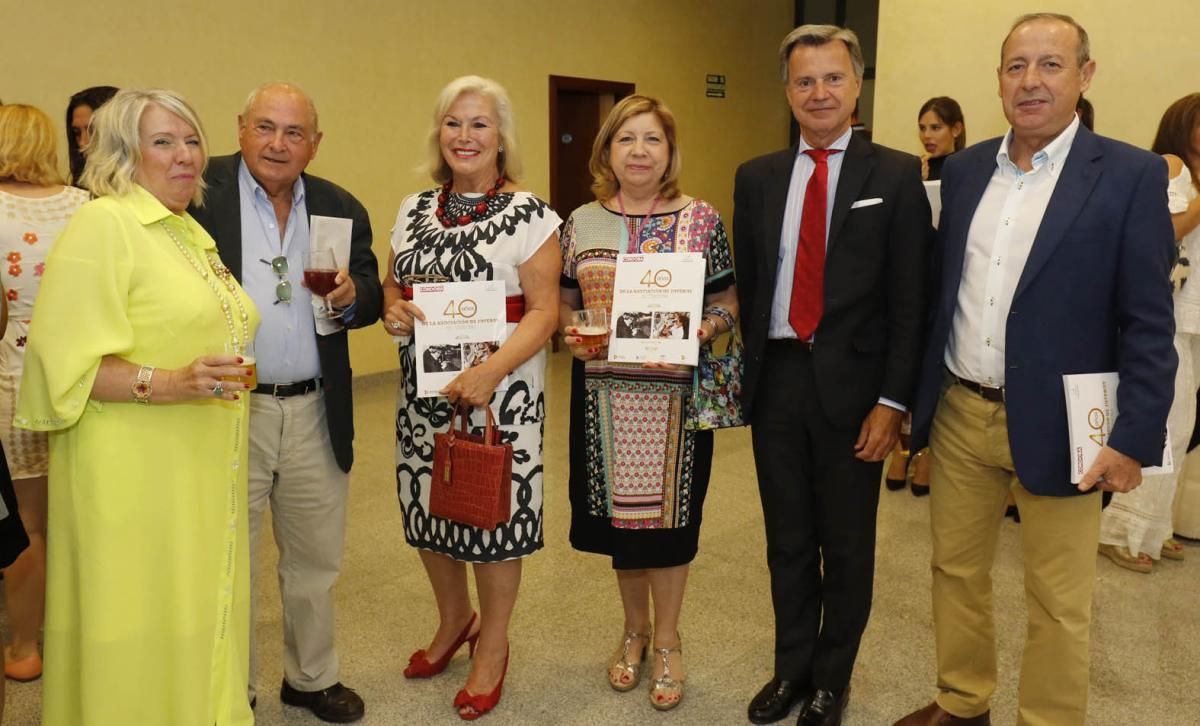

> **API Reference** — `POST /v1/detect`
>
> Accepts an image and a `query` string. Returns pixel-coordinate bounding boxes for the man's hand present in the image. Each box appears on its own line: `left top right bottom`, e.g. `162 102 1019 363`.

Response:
854 404 903 462
1078 445 1143 493
326 268 356 309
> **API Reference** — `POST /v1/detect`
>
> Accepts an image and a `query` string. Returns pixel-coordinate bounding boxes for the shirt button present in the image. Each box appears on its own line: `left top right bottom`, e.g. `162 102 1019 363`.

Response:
986 337 991 346
988 297 995 306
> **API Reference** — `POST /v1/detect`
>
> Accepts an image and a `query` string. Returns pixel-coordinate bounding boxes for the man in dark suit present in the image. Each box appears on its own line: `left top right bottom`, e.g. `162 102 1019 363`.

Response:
894 14 1175 726
734 25 931 726
190 82 381 724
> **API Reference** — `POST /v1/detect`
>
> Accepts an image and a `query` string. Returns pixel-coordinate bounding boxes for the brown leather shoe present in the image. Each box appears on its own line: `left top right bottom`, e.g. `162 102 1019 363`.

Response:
280 680 365 723
893 701 990 726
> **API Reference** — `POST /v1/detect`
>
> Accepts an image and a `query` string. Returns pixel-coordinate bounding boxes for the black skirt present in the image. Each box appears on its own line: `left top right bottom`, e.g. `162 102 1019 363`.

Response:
566 358 713 570
0 443 29 569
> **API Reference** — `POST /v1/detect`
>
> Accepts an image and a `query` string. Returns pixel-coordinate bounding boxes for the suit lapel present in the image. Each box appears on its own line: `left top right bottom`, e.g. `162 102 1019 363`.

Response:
1013 127 1102 300
827 133 873 250
760 149 796 289
209 154 246 281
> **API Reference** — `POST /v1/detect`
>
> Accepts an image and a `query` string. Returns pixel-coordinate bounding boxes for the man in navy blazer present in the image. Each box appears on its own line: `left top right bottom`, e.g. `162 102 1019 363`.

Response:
894 13 1175 726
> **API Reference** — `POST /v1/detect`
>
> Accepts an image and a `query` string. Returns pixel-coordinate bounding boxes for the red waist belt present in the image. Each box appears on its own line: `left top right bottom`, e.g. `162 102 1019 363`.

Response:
400 286 525 323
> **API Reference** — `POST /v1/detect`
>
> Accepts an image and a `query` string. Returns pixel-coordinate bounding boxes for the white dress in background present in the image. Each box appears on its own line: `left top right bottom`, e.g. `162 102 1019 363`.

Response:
1100 165 1200 553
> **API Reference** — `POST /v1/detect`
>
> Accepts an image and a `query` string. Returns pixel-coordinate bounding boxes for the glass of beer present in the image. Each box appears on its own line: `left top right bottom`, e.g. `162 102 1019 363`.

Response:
570 308 610 348
224 341 257 389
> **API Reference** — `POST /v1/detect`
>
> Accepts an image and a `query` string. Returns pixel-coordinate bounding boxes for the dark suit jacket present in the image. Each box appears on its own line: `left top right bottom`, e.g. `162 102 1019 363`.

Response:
190 153 382 473
734 132 933 428
910 126 1177 495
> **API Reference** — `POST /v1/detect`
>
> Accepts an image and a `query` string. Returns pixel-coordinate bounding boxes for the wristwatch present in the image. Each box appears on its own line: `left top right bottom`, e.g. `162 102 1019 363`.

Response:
132 365 155 405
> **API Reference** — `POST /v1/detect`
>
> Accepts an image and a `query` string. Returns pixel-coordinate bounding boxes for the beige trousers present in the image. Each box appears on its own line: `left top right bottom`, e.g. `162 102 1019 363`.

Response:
929 381 1100 726
247 389 349 696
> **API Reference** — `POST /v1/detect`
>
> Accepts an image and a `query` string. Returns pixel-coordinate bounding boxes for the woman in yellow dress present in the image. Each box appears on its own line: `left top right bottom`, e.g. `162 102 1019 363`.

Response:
15 89 259 726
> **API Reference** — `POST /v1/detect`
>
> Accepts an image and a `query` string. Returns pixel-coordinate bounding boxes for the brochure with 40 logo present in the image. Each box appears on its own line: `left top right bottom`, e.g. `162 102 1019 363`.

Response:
414 281 511 398
608 252 706 366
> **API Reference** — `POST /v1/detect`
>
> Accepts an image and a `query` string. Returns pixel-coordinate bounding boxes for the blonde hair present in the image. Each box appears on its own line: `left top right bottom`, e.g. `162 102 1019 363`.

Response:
424 75 522 185
589 94 681 202
0 104 67 186
80 89 208 206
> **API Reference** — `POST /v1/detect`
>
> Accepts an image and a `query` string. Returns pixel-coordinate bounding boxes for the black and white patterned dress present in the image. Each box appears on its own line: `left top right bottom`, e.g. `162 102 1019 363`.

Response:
390 189 562 562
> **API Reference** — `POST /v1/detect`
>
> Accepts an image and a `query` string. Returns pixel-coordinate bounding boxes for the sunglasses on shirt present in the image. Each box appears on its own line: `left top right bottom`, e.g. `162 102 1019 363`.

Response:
260 256 293 304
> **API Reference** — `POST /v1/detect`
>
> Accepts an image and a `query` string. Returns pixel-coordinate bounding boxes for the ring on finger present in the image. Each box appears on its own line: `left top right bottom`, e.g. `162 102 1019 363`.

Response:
389 321 403 331
212 381 225 397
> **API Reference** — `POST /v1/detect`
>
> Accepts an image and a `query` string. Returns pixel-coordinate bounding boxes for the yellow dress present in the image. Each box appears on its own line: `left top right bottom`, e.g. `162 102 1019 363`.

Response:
15 185 259 726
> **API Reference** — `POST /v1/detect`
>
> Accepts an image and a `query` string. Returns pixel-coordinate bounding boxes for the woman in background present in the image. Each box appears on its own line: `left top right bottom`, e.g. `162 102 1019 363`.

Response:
65 85 118 185
0 104 89 683
1101 93 1200 570
916 96 965 181
886 97 966 495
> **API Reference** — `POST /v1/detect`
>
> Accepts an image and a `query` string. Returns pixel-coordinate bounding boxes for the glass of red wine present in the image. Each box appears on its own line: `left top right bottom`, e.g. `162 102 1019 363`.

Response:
304 248 340 318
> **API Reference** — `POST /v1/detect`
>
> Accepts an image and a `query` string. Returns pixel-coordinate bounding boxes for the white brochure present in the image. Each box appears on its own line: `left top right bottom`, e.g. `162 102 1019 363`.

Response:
607 252 706 366
310 215 353 267
414 280 510 398
1063 372 1172 483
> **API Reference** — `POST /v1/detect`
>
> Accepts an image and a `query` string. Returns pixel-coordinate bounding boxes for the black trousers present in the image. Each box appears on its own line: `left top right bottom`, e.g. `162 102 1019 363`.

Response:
749 340 883 691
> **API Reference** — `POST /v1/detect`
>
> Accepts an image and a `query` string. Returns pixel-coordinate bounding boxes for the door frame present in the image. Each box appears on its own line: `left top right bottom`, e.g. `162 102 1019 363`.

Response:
548 75 635 213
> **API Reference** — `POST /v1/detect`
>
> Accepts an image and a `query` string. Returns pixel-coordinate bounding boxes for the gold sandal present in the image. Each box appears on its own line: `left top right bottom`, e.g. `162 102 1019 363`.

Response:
608 631 650 692
649 640 685 711
1099 543 1152 573
1161 538 1186 561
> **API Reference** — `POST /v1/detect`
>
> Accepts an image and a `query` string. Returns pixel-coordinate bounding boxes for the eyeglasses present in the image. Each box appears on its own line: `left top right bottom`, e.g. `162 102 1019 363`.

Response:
260 256 293 304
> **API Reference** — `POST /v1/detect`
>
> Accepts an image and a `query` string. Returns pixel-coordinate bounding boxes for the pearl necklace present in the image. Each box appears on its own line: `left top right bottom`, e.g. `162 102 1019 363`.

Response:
159 220 250 350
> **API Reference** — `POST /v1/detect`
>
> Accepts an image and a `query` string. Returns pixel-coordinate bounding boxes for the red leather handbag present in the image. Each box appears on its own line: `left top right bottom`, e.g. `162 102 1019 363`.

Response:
430 405 512 529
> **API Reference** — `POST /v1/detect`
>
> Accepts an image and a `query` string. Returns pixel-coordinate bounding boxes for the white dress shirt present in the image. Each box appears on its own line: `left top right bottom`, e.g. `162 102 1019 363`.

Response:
945 115 1081 388
769 127 852 339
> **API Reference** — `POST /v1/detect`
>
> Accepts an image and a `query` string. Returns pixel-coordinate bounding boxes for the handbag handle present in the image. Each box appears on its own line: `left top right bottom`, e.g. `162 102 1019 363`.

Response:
448 404 500 445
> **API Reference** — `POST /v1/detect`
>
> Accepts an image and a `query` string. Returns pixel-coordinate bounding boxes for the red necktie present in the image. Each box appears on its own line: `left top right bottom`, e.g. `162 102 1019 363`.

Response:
788 148 841 339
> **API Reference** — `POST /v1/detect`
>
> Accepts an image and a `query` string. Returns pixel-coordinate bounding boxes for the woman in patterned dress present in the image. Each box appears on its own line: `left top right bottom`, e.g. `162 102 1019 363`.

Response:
382 76 561 720
0 104 89 682
560 95 739 711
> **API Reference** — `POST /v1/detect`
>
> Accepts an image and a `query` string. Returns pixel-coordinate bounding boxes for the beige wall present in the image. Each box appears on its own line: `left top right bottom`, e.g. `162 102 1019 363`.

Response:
874 1 1200 156
5 0 793 375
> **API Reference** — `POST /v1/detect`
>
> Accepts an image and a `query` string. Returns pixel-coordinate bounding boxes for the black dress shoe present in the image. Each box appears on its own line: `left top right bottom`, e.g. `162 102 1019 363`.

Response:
797 687 849 726
749 678 811 724
280 680 365 723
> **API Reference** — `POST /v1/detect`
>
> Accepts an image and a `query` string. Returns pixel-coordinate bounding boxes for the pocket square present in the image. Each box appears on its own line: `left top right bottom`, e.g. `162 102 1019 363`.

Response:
850 198 883 209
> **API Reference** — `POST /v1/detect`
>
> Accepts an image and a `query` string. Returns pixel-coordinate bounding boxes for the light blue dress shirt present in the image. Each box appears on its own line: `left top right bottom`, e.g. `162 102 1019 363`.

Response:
237 159 322 384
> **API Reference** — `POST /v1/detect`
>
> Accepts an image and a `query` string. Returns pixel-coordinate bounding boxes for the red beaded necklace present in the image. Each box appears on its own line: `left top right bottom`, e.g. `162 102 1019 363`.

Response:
435 176 506 227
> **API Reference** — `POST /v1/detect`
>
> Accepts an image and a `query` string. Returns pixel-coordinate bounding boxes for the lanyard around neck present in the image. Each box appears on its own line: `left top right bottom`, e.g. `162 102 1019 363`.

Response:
616 192 660 254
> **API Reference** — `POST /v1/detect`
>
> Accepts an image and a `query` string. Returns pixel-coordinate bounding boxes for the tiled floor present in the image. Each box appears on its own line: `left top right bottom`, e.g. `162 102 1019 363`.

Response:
5 348 1198 724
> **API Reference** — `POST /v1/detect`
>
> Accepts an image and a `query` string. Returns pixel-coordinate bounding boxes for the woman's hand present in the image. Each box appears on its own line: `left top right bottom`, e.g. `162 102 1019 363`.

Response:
440 364 506 407
161 354 251 402
562 325 608 361
641 360 691 371
383 299 425 337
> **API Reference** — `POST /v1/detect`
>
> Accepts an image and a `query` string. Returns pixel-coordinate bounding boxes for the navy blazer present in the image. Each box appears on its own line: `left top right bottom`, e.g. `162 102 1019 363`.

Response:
910 126 1177 496
734 132 932 427
190 153 383 473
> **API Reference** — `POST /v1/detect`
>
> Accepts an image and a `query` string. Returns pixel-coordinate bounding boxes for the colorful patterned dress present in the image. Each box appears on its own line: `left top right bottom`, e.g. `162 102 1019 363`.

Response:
0 186 89 478
390 189 562 562
562 199 735 569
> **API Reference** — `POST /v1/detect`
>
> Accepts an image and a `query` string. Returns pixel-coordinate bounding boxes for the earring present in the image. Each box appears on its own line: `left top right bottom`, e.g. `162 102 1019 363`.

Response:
499 145 505 153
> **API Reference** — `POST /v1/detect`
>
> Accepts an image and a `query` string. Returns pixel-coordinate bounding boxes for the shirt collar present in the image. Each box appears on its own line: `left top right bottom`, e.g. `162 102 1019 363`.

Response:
125 183 214 250
237 157 306 207
997 114 1080 178
796 126 853 159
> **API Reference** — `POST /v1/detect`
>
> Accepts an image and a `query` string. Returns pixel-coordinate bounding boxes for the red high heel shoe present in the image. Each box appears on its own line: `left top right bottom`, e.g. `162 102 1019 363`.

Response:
404 612 479 678
454 647 509 720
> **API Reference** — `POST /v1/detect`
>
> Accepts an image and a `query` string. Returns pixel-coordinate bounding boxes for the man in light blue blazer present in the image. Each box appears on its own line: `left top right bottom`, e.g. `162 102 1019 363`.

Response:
895 13 1176 726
